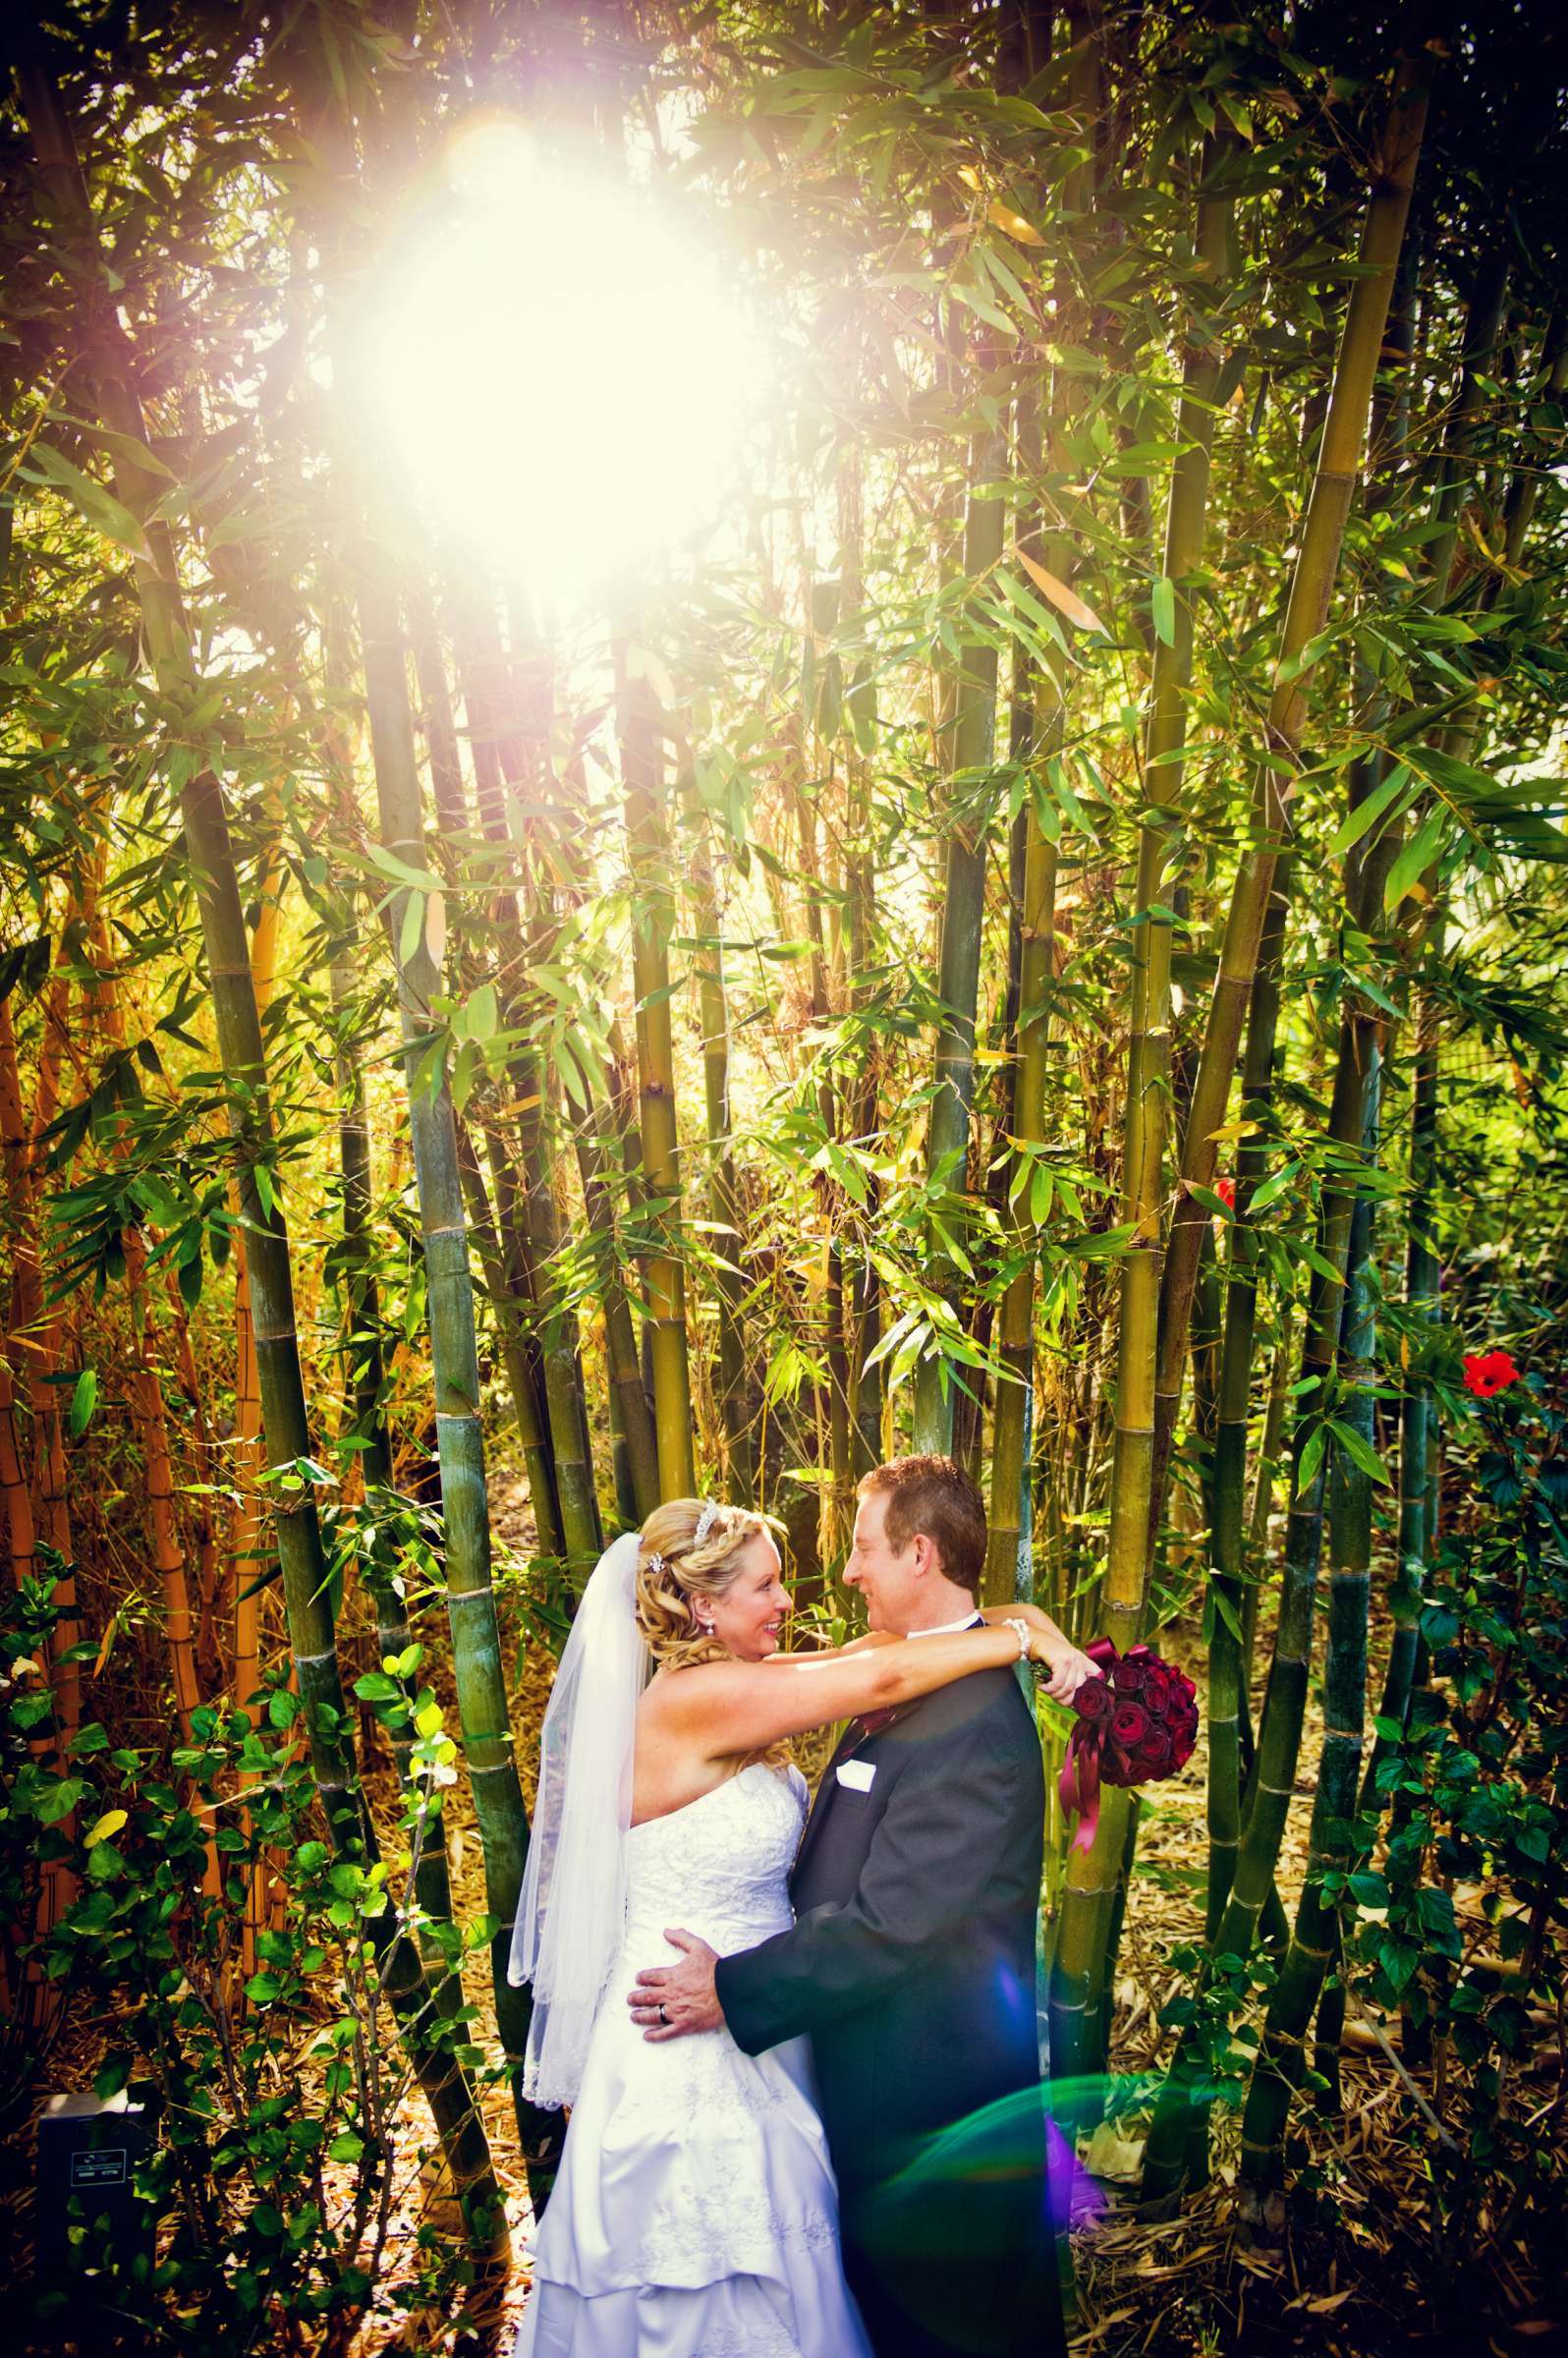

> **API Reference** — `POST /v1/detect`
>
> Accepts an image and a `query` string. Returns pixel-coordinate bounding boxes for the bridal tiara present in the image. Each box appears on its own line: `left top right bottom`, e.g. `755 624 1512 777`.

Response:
694 1500 721 1547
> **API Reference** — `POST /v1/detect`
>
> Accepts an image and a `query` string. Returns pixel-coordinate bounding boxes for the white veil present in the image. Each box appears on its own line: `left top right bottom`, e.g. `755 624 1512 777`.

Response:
508 1527 647 2109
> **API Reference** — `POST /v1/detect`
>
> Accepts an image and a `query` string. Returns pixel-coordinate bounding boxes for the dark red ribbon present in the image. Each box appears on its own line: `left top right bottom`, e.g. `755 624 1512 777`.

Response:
1058 1637 1119 1854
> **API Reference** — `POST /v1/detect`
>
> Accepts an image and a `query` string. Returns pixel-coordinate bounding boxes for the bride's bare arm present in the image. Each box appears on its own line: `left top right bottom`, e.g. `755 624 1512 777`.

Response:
645 1623 1053 1762
978 1601 1101 1698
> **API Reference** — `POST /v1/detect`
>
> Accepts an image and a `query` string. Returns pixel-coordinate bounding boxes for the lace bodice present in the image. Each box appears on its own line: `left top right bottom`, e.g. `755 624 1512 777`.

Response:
620 1762 808 1962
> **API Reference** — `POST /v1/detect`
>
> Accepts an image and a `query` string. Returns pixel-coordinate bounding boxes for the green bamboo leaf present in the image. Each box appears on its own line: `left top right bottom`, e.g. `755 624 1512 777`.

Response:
948 278 1018 339
1248 1163 1298 1214
1383 810 1445 911
399 890 425 968
466 982 498 1040
1298 1424 1327 1493
1329 1419 1389 1485
365 842 442 893
69 1367 97 1436
1329 763 1409 857
1150 576 1176 647
1210 1584 1245 1646
26 442 153 560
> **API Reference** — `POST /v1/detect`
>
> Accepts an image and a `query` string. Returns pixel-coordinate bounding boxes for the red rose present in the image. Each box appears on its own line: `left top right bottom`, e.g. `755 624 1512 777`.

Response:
1464 1349 1520 1400
1143 1669 1173 1719
1073 1675 1112 1724
1111 1702 1150 1749
1130 1740 1171 1776
1115 1649 1152 1694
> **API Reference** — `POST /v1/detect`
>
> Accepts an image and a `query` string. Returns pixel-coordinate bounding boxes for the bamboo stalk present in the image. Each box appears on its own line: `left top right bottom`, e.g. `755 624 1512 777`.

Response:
328 943 461 2009
454 590 603 1567
0 995 38 1582
16 910 79 1738
20 51 508 2236
356 561 541 2132
163 1282 223 1695
1142 1003 1380 2199
1146 56 1429 1548
228 841 282 1707
1238 1052 1379 2194
573 1100 660 1524
985 382 1059 1602
676 742 755 1502
1048 132 1234 2088
618 644 696 1496
913 416 1008 1454
1 948 75 1990
454 1117 566 1559
84 918 202 1747
511 1087 604 1568
227 833 283 1979
1205 865 1289 1947
838 453 885 1482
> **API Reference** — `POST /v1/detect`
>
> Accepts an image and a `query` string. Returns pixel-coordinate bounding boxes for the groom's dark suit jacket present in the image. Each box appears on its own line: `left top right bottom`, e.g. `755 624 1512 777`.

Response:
715 1660 1064 2358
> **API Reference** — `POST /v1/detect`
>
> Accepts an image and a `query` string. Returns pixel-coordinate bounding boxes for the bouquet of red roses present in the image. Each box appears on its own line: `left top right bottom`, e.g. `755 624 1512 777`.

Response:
1059 1640 1199 1852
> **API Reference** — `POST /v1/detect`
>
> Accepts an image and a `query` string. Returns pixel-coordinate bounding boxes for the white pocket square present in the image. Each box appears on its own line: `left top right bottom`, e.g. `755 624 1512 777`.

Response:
835 1759 876 1792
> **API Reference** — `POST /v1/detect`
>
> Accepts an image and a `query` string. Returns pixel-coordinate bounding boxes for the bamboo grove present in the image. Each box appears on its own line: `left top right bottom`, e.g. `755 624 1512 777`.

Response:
3 0 1568 2334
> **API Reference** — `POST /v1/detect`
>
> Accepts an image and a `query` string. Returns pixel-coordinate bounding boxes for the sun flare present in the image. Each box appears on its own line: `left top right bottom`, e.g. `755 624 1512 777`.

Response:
362 119 768 603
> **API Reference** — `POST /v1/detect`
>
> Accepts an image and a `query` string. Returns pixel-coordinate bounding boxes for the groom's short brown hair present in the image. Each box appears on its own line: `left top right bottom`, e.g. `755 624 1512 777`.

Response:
858 1454 986 1595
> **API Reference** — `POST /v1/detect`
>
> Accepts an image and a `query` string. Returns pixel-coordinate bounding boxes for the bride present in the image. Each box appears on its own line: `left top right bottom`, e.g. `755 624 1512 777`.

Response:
509 1496 1081 2357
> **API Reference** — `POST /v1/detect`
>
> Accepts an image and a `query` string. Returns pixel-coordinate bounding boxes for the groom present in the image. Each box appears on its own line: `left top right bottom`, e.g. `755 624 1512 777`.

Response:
630 1453 1077 2358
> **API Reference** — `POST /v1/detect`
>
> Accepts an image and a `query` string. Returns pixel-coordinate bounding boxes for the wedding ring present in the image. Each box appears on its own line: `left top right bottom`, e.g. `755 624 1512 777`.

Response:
658 2003 668 2025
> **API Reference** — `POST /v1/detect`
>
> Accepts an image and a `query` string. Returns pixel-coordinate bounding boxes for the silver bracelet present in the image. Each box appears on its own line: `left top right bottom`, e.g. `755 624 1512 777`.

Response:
1000 1615 1032 1663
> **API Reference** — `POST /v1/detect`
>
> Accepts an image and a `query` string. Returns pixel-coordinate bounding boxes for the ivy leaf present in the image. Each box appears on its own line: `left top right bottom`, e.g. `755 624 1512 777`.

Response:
84 1808 128 1849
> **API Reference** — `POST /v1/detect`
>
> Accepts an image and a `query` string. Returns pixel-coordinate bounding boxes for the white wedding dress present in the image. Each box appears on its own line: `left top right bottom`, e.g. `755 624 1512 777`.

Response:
516 1762 870 2358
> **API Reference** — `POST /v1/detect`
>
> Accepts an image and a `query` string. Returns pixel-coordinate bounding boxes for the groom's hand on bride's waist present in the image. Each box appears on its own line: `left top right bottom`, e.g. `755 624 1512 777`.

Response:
629 1930 724 2040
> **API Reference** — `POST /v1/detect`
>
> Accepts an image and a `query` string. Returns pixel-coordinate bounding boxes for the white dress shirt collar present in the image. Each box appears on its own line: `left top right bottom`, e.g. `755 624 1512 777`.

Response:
907 1610 983 1639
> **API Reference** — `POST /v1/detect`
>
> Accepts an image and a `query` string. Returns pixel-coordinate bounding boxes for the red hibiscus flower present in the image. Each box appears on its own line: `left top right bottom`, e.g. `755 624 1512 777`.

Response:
1464 1349 1520 1400
1216 1176 1236 1210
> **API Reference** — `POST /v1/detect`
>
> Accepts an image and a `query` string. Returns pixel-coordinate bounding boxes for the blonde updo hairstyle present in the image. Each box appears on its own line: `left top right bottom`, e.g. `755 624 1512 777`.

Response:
634 1497 770 1671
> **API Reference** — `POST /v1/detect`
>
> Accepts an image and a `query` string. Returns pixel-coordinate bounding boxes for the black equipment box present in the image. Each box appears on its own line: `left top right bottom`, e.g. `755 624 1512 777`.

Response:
34 2089 157 2283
